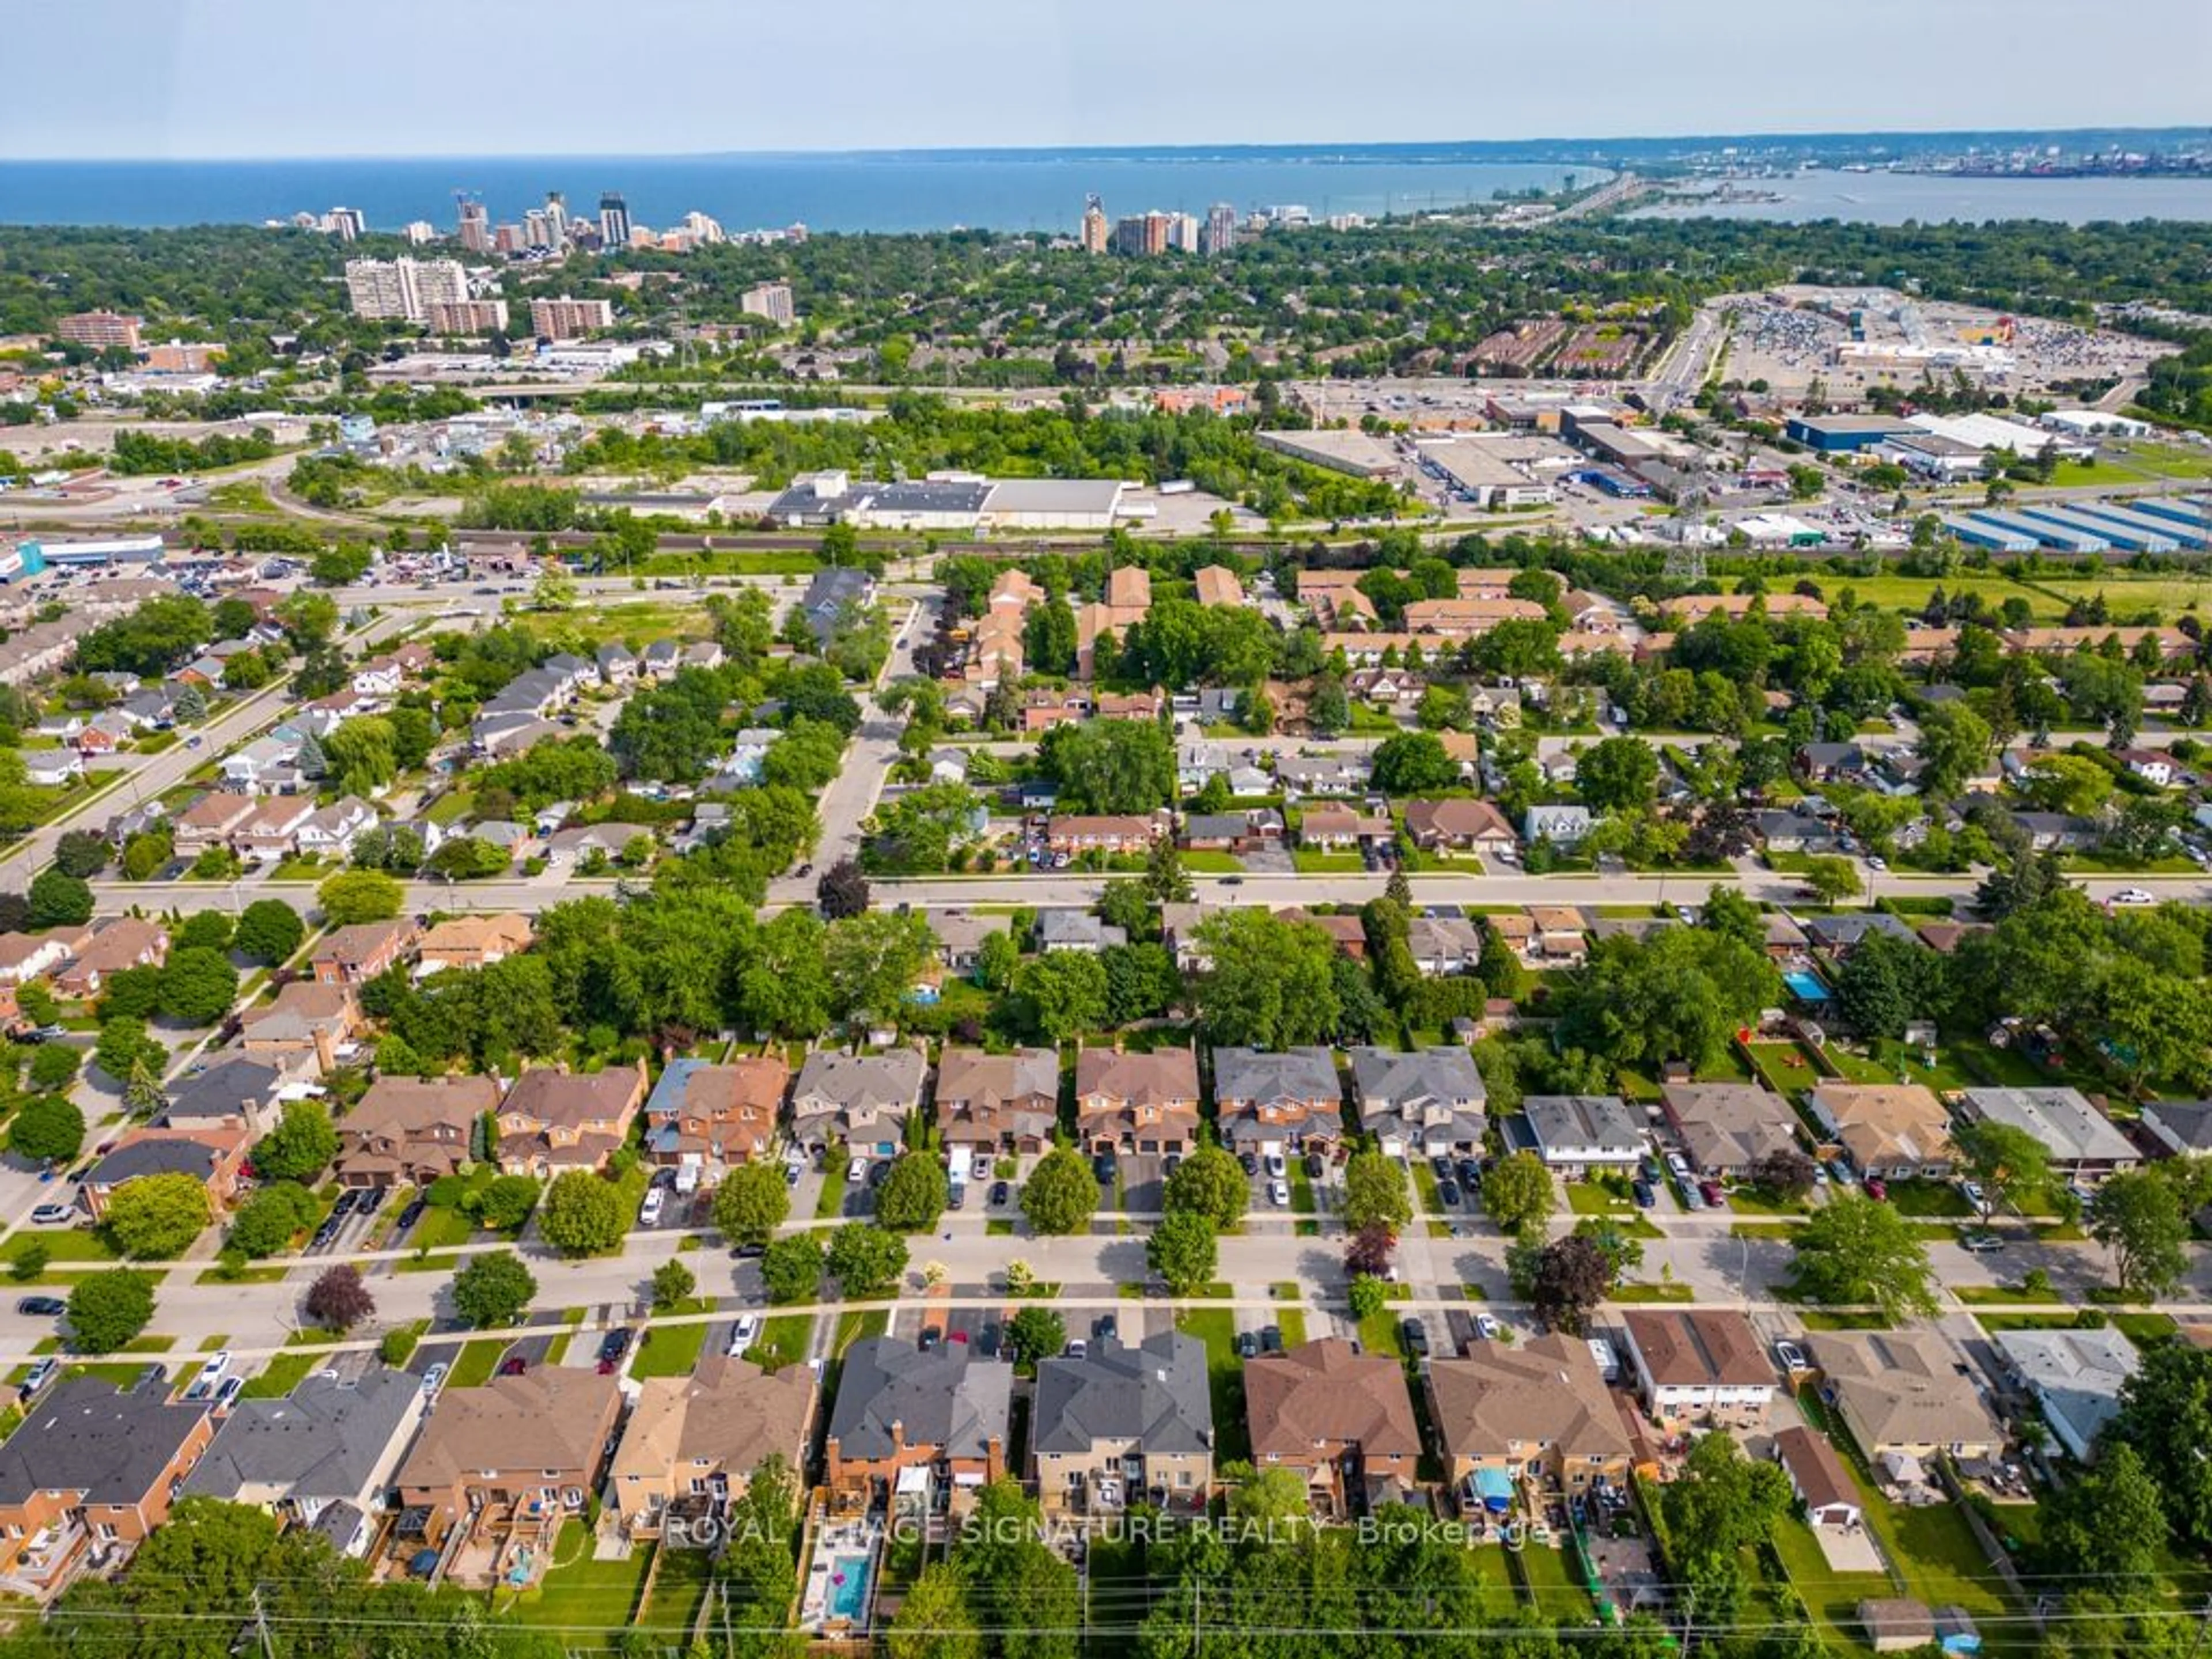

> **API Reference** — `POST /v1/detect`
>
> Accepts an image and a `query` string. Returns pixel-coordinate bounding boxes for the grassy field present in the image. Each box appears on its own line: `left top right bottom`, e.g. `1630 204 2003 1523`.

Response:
447 1338 507 1389
753 1313 814 1371
638 1546 714 1638
1769 1515 1892 1646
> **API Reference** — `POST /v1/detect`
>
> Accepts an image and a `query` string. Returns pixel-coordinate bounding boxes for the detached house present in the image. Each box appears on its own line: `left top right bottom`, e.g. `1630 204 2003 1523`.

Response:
1074 1046 1202 1157
642 1056 788 1173
1402 798 1518 857
336 1074 502 1189
1031 1332 1214 1516
1658 1083 1801 1180
310 920 420 987
1514 1094 1643 1176
0 1377 216 1602
934 1047 1060 1156
1211 1047 1344 1155
495 1062 649 1176
173 791 256 854
1245 1337 1421 1516
237 982 361 1077
51 918 166 999
1806 1084 1955 1182
1805 1331 2004 1467
79 1126 249 1222
415 914 535 975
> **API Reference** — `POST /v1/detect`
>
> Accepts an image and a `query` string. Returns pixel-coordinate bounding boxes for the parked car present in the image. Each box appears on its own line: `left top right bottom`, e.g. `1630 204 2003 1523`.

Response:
1429 1155 1453 1183
497 1356 528 1377
1437 1179 1461 1207
596 1329 633 1373
1304 1153 1326 1181
196 1350 232 1387
1399 1317 1430 1357
1476 1314 1503 1342
1259 1325 1283 1354
1268 1178 1290 1207
1959 1230 2005 1253
1961 1180 1987 1211
1092 1152 1115 1184
728 1314 760 1355
1698 1180 1725 1208
2112 888 2155 906
1264 1153 1286 1180
1235 1329 1260 1359
971 1154 993 1182
14 1297 65 1319
28 1203 74 1226
846 1157 868 1184
1775 1340 1810 1374
1093 1313 1118 1343
213 1375 244 1410
990 1180 1009 1206
17 1357 58 1399
1238 1152 1260 1177
419 1362 449 1396
638 1189 665 1227
1631 1179 1656 1209
1864 1177 1888 1201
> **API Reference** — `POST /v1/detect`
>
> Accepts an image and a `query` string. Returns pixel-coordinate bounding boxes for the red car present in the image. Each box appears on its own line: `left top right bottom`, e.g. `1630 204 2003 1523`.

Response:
498 1357 527 1377
1865 1177 1888 1201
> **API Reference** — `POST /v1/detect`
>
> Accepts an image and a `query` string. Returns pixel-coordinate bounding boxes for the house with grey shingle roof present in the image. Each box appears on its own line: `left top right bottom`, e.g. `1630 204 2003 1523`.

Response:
1349 1047 1486 1157
1031 1332 1213 1514
791 1048 928 1157
824 1338 1012 1510
1211 1047 1344 1154
181 1365 428 1551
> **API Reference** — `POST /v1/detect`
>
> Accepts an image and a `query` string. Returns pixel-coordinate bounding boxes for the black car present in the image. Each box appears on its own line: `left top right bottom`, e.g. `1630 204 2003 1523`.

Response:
1235 1330 1259 1359
1093 1313 1118 1343
1638 1157 1661 1185
1456 1158 1483 1190
1399 1317 1430 1357
15 1297 65 1317
1632 1179 1656 1209
1438 1180 1461 1207
868 1161 892 1188
919 1325 942 1351
949 1183 967 1209
597 1328 633 1365
1304 1153 1325 1181
1238 1152 1259 1177
1429 1155 1453 1183
396 1199 427 1231
1092 1152 1116 1184
1259 1324 1283 1354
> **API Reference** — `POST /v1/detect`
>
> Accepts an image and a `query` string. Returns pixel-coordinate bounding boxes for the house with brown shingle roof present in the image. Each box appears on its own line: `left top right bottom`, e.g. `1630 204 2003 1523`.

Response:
934 1047 1059 1156
1245 1338 1421 1516
1620 1309 1777 1431
1402 797 1517 854
1805 1330 2004 1464
1074 1045 1200 1156
51 918 166 999
1425 1334 1633 1514
1657 1083 1802 1179
393 1368 623 1560
1806 1084 1955 1181
238 982 361 1078
416 914 535 975
1772 1424 1862 1529
642 1056 787 1172
607 1356 817 1541
495 1062 649 1176
172 791 256 854
1194 566 1244 608
336 1075 501 1189
310 920 421 987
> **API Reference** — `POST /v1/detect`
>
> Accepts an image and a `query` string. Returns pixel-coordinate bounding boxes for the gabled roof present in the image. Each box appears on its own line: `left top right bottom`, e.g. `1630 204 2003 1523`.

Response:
1349 1047 1486 1113
828 1338 1012 1462
1245 1338 1420 1464
1959 1087 2134 1165
183 1365 419 1504
397 1368 622 1485
793 1049 927 1115
1521 1094 1642 1156
1658 1082 1800 1170
1427 1334 1633 1461
1622 1309 1773 1388
609 1356 816 1488
348 1074 502 1141
1032 1332 1211 1456
1806 1330 2004 1450
1212 1047 1340 1108
1074 1046 1199 1108
165 1056 283 1122
0 1377 210 1506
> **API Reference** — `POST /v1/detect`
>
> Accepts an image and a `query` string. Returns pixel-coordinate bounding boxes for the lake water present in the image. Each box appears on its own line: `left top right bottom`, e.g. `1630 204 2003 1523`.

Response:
0 151 1594 235
7 152 2210 234
1630 168 2212 225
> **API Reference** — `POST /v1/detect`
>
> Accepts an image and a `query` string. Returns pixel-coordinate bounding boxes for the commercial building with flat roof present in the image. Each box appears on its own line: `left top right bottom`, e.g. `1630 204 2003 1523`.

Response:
1785 414 1914 453
1256 430 1403 479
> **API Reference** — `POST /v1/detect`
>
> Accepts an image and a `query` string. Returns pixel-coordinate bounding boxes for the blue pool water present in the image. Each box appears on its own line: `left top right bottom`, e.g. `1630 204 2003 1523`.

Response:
1783 971 1830 1003
827 1555 871 1622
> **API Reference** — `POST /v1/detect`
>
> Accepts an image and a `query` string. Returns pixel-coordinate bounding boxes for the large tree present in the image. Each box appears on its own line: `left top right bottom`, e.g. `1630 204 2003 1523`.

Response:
1950 1118 2051 1217
1369 731 1460 796
1575 735 1659 813
825 1224 908 1297
451 1248 536 1328
1480 1150 1555 1236
714 1161 792 1249
537 1169 629 1257
1526 1234 1614 1335
824 910 935 1025
2088 1170 2189 1298
1913 700 1994 797
103 1172 212 1259
1162 1144 1247 1230
1340 1150 1412 1236
873 1152 948 1234
1191 910 1341 1048
1558 927 1777 1070
252 1099 339 1183
2109 1343 2212 1548
1146 1210 1218 1293
1789 1192 1936 1319
1020 1146 1099 1236
304 1264 375 1332
66 1268 157 1353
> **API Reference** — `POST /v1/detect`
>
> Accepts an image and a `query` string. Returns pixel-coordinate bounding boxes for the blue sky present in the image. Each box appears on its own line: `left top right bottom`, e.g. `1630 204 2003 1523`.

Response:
5 0 2207 158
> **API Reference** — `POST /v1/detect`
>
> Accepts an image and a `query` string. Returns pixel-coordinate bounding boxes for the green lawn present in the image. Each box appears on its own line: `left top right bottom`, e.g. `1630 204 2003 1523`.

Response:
1180 851 1242 873
1511 1540 1594 1620
1173 1306 1250 1464
1884 1181 1972 1218
1357 1306 1408 1361
1291 850 1366 873
1743 1041 1826 1100
240 1351 321 1400
1567 1177 1634 1217
407 1205 479 1252
1609 1282 1695 1303
447 1338 507 1389
0 1229 119 1268
753 1313 814 1372
638 1546 714 1637
1770 1514 1892 1646
632 1306 714 1379
501 1522 652 1644
815 1143 851 1219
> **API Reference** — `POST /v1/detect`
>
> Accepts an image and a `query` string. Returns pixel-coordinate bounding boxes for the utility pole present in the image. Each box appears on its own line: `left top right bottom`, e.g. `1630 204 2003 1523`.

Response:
252 1584 275 1659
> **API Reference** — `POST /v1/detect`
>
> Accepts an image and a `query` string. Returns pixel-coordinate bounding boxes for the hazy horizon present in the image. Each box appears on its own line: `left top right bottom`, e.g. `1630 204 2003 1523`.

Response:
5 0 2208 160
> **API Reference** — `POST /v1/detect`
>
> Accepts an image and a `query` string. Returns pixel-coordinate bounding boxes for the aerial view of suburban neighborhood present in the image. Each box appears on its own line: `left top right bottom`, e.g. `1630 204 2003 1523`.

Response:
10 15 2212 1657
